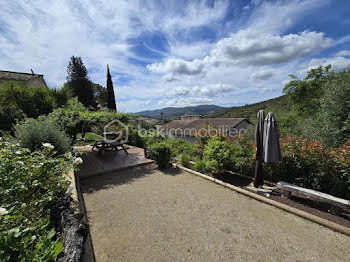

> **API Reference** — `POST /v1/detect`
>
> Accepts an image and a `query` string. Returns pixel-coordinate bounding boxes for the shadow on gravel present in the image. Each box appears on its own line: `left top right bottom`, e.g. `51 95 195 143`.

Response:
160 166 182 176
80 164 156 194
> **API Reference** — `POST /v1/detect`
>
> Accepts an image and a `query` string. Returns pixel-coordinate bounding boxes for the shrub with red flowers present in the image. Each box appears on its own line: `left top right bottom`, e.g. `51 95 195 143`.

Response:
262 135 350 199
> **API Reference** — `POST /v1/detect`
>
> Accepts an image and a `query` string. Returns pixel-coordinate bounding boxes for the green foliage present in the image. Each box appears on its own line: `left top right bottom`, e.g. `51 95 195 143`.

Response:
0 104 25 132
0 141 70 261
166 139 193 157
92 83 108 109
128 125 144 148
283 65 334 118
51 84 73 108
0 81 56 119
203 137 236 173
193 159 208 173
15 118 71 154
301 70 350 148
179 153 191 168
66 56 95 108
148 142 171 168
262 136 350 199
46 98 131 140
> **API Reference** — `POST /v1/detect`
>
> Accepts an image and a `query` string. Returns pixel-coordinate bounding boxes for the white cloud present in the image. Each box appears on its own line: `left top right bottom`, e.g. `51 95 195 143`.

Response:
208 30 332 66
158 97 213 107
250 70 274 81
166 86 190 97
192 83 237 97
336 50 350 57
147 58 204 75
299 55 350 74
148 30 332 77
162 73 179 82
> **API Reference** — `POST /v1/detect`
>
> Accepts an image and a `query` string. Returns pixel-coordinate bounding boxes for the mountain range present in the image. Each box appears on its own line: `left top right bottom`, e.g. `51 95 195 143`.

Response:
135 95 290 121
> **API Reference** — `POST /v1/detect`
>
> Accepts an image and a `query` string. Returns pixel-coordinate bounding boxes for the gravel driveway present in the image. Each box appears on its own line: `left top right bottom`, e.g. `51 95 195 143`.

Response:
81 166 350 262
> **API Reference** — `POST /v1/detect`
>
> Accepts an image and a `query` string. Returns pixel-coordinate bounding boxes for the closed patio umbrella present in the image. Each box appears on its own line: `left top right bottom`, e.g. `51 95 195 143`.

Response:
254 110 265 188
263 112 282 163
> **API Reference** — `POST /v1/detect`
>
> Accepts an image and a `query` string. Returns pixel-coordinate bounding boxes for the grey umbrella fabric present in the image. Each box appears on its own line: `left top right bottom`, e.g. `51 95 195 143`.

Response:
254 110 265 188
263 112 282 163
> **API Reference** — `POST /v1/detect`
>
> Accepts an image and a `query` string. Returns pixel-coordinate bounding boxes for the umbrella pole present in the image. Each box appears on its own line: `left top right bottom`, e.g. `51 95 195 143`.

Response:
254 156 264 188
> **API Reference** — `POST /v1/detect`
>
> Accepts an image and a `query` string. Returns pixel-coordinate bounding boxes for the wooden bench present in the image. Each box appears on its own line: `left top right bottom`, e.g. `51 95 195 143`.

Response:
277 181 350 215
92 139 129 155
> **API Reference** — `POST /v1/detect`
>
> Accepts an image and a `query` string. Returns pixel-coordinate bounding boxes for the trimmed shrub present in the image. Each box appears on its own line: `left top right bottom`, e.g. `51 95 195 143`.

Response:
14 118 71 154
179 153 191 168
203 137 236 173
148 142 171 168
194 159 208 173
167 139 193 157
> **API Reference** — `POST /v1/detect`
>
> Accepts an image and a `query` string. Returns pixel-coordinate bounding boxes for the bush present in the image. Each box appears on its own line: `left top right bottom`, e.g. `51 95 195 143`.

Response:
194 159 208 173
148 142 171 168
167 139 193 157
179 153 191 168
0 141 70 261
203 137 236 173
263 135 350 199
128 125 144 148
15 118 71 154
0 81 56 119
0 104 25 132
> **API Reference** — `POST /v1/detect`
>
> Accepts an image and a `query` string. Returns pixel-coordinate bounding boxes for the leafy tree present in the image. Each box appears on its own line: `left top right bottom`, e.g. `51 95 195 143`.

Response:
106 64 117 111
303 69 350 147
52 84 73 107
66 56 95 108
283 65 334 118
92 82 108 108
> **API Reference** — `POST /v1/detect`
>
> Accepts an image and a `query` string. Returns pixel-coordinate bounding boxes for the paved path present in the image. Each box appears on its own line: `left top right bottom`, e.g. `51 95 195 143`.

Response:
81 166 350 262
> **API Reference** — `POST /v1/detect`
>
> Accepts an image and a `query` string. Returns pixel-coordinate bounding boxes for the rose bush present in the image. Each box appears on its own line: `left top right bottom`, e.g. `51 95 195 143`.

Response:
0 140 70 261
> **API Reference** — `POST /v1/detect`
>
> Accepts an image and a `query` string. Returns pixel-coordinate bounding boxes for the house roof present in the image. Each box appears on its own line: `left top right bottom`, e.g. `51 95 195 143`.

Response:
164 118 250 136
0 70 45 82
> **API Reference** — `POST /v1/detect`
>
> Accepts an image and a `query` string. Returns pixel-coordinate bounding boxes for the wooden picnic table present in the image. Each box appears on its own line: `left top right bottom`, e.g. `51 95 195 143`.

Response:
92 139 129 154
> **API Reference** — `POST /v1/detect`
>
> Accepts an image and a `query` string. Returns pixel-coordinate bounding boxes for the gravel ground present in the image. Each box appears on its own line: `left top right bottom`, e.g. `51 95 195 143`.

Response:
81 166 350 262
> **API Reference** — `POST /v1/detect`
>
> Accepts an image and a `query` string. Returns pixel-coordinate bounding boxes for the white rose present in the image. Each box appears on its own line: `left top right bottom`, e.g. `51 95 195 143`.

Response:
42 143 54 150
31 235 36 240
74 157 83 165
0 207 8 216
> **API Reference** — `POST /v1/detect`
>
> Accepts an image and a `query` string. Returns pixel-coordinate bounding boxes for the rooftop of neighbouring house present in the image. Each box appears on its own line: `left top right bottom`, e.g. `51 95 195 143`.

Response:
0 70 45 82
163 117 251 136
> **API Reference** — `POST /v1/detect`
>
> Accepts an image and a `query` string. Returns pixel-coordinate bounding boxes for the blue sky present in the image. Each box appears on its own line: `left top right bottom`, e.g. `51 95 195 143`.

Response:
1 0 350 112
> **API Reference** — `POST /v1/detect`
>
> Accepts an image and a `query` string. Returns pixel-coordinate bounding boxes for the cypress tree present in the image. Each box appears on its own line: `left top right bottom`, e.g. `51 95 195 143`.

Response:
106 64 117 111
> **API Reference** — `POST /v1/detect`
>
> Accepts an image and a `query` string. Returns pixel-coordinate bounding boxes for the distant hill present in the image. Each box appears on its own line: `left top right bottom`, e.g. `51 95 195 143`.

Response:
212 95 290 122
135 105 224 120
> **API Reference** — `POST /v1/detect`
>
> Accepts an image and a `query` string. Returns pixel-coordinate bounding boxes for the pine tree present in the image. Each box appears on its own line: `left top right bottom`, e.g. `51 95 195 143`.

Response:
106 64 117 111
66 56 96 108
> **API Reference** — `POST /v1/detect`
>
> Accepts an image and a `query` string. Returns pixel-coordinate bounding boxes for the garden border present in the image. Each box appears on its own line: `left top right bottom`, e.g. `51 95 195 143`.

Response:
174 164 350 237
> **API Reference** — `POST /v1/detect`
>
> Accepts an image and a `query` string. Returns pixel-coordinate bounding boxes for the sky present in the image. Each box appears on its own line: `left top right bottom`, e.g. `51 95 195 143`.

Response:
1 0 350 113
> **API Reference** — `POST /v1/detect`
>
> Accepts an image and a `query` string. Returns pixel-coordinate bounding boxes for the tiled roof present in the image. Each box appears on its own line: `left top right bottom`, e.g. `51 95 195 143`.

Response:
0 70 44 81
